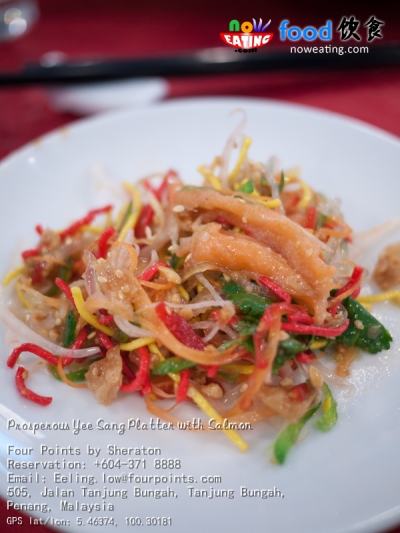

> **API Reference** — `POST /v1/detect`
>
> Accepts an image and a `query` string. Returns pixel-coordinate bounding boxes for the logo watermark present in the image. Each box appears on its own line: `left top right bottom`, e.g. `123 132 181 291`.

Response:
220 18 274 52
279 15 383 43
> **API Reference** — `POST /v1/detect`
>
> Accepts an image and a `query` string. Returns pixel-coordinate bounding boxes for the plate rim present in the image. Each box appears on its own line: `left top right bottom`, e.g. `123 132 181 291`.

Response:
1 96 399 170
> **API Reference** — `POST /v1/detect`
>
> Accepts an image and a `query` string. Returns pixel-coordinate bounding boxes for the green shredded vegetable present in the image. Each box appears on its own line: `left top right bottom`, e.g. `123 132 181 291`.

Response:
278 171 285 193
315 383 338 432
239 180 255 194
48 365 88 383
222 281 272 318
273 402 321 464
335 296 392 354
63 310 76 348
152 357 196 376
118 201 133 232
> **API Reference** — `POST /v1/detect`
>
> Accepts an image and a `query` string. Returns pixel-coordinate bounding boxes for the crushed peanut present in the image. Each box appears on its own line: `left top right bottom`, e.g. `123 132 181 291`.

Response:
278 330 290 341
280 377 294 388
200 383 223 399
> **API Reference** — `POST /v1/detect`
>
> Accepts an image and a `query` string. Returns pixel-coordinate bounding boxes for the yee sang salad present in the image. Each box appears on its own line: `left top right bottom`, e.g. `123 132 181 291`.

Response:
1 132 393 464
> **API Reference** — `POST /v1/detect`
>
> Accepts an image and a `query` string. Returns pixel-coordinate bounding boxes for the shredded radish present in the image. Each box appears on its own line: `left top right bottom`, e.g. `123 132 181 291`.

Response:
114 316 155 339
218 109 246 186
195 273 223 302
312 360 356 393
202 324 220 343
83 250 99 296
0 303 99 358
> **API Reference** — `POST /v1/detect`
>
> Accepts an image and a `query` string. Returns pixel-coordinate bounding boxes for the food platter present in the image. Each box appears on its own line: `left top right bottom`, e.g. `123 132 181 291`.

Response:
1 97 400 533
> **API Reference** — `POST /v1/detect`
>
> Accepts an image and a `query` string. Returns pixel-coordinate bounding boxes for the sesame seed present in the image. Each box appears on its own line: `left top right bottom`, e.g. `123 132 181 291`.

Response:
354 319 364 330
306 249 313 257
309 365 323 388
97 276 107 283
114 269 123 278
239 383 248 393
54 318 62 326
172 205 185 213
242 216 248 224
87 331 97 339
184 253 192 263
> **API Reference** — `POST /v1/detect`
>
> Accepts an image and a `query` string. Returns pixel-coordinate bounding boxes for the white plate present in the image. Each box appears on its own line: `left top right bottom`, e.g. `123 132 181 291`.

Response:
1 98 400 533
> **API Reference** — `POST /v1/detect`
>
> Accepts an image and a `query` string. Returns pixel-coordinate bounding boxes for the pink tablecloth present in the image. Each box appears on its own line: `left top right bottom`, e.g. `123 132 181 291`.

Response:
1 1 399 532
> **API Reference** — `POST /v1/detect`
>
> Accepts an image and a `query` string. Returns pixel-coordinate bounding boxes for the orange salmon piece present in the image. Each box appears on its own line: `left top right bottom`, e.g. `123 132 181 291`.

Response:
182 223 316 312
174 187 336 323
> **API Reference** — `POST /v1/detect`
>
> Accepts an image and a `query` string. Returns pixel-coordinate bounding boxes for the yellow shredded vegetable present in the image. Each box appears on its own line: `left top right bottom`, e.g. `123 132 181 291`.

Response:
357 290 400 303
119 337 155 351
2 266 24 286
118 183 142 241
228 137 252 182
70 286 114 335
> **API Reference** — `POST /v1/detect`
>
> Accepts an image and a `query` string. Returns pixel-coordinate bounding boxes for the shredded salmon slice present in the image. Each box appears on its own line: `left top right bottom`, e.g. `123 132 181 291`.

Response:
178 222 316 312
174 187 336 323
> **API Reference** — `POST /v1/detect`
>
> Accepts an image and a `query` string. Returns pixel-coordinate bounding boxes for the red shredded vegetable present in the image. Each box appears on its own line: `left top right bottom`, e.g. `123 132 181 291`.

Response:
295 350 315 364
15 367 52 406
59 205 113 240
31 263 43 285
55 277 75 307
63 326 89 365
286 312 314 325
335 265 364 299
139 262 170 282
281 320 350 337
99 312 114 325
155 170 177 201
22 248 40 260
259 275 292 303
156 302 206 351
8 343 58 368
121 353 136 382
120 346 151 394
206 365 219 378
135 205 154 239
254 302 298 369
288 382 310 402
97 332 115 350
97 226 116 259
176 369 190 403
305 206 317 229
